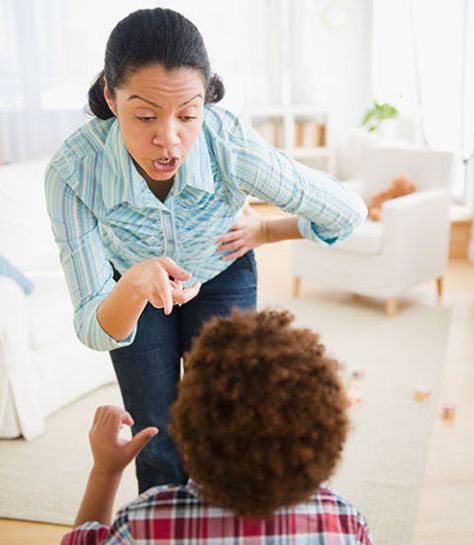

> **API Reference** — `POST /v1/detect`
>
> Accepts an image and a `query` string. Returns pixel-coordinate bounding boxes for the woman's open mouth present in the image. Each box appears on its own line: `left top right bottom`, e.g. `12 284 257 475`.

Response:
152 157 179 173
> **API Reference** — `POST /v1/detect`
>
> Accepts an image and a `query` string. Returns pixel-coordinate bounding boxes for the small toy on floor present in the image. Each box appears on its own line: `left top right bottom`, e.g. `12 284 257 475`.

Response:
336 363 365 407
351 369 365 381
348 386 364 406
441 402 456 422
414 385 431 401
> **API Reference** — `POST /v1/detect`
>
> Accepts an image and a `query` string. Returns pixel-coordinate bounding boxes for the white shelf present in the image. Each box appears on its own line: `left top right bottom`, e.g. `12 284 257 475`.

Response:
237 105 334 177
289 147 329 159
240 104 327 117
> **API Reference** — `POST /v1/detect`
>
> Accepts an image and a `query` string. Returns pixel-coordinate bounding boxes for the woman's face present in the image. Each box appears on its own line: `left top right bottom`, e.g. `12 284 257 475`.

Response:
104 65 205 182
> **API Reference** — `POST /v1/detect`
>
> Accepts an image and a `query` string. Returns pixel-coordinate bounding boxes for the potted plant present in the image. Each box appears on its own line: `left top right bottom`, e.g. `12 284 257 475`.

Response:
361 101 399 134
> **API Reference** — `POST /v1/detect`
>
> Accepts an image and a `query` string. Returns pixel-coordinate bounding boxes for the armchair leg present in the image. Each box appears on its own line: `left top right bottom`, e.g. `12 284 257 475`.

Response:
293 277 301 298
436 277 444 301
386 298 398 317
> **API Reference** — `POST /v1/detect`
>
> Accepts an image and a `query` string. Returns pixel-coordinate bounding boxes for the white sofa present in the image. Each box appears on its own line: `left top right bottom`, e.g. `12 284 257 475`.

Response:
291 146 457 315
0 158 115 440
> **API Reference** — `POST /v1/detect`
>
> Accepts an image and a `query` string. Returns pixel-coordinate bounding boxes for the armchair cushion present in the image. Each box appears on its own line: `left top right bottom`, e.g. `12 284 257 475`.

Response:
358 146 455 193
332 221 384 255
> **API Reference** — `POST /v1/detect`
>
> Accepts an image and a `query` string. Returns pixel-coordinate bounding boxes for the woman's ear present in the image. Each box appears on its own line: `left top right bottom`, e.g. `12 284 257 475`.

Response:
103 82 117 116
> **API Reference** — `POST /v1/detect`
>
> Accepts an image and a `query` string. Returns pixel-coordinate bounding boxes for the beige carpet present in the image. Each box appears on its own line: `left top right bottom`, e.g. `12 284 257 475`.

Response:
0 296 452 545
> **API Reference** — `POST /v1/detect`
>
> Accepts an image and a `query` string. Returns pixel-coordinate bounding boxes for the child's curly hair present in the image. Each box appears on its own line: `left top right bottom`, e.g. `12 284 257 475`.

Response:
169 308 348 518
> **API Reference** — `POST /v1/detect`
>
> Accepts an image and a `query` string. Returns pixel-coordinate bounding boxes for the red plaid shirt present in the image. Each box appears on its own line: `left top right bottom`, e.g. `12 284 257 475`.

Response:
61 483 372 545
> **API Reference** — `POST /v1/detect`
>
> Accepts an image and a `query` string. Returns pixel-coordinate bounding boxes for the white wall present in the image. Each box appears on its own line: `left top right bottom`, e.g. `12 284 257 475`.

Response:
148 0 374 178
0 0 374 174
171 0 374 178
289 0 373 177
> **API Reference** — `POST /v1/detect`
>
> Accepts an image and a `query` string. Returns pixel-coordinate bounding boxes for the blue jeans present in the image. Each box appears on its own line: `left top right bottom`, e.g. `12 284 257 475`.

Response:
109 251 257 493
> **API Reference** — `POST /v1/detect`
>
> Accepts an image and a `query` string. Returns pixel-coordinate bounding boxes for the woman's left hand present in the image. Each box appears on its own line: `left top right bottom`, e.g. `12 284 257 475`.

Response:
215 203 267 260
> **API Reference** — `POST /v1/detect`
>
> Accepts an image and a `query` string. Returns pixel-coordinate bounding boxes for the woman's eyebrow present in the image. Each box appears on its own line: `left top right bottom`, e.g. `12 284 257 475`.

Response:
127 93 203 108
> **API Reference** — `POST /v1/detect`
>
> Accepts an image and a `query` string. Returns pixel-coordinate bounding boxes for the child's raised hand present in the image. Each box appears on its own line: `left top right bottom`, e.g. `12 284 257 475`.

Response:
89 405 158 477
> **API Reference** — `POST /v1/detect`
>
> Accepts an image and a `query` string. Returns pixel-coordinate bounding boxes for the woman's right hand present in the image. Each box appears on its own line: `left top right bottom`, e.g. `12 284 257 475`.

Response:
122 256 201 315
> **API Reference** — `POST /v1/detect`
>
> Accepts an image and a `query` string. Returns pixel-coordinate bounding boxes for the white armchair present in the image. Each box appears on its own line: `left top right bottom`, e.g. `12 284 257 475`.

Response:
291 146 457 315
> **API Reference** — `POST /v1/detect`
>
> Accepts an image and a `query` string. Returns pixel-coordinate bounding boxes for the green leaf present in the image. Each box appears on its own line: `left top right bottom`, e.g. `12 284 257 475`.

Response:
360 100 399 131
360 110 374 126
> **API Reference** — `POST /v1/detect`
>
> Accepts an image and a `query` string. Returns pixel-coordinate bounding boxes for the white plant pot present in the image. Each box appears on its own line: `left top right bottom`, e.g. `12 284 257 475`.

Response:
377 118 398 140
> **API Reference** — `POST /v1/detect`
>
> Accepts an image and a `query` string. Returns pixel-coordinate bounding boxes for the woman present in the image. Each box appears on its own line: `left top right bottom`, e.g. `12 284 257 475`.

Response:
45 7 366 493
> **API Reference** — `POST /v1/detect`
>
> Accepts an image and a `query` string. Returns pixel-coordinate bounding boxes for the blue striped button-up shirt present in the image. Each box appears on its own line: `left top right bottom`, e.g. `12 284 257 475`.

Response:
45 105 367 351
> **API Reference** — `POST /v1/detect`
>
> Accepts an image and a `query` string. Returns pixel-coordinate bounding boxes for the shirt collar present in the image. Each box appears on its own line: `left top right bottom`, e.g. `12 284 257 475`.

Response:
101 118 215 210
173 129 215 196
101 119 140 209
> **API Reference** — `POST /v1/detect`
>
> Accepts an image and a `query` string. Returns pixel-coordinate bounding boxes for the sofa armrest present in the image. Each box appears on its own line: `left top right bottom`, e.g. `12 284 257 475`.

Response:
0 277 44 439
381 189 452 276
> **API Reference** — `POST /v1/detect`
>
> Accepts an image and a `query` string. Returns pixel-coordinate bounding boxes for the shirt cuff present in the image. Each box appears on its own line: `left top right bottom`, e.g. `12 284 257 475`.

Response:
74 300 137 351
297 217 339 246
95 308 137 350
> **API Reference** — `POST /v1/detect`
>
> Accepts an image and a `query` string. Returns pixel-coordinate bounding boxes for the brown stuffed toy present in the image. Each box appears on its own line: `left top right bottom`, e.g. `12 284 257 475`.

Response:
367 174 417 221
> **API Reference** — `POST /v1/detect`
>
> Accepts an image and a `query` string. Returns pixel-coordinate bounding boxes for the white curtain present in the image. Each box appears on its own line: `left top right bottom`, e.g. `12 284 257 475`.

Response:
372 0 474 204
0 0 281 163
0 0 144 162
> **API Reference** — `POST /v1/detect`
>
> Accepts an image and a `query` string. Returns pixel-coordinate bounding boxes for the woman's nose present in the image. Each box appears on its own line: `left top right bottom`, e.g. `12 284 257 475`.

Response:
152 121 180 149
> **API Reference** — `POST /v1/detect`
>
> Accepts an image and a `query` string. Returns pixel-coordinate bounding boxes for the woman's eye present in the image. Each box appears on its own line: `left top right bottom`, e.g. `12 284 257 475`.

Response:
136 116 156 122
180 116 197 123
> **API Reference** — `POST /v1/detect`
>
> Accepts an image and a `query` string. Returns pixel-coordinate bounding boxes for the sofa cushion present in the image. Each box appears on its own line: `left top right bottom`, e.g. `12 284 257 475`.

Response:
0 158 57 271
0 255 34 294
27 276 76 350
331 220 384 255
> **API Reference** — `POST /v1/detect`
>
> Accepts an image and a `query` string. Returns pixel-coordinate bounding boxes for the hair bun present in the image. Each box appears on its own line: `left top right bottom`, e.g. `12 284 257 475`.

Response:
206 73 225 104
87 71 114 120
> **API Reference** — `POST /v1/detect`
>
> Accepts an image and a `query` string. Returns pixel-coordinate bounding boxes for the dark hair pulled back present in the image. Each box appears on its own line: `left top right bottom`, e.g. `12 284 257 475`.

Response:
88 8 224 119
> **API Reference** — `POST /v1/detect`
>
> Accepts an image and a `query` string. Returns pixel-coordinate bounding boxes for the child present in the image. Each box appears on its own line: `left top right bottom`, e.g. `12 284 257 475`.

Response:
62 309 372 544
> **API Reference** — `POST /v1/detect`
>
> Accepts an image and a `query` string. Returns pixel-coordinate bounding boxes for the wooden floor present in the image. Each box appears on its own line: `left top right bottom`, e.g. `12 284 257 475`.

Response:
1 210 474 544
411 260 474 545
